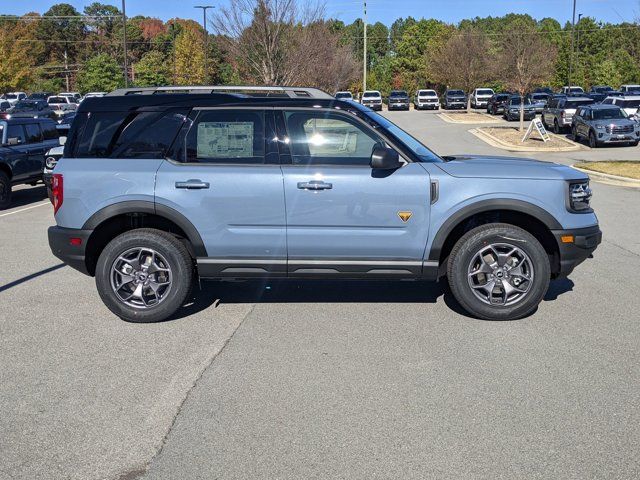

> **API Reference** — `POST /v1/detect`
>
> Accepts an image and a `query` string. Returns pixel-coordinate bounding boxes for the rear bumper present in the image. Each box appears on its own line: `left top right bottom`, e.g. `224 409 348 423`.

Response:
552 225 602 277
48 226 93 275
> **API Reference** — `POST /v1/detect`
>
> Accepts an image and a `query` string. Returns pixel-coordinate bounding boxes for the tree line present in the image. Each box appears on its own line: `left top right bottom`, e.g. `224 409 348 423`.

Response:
0 0 639 95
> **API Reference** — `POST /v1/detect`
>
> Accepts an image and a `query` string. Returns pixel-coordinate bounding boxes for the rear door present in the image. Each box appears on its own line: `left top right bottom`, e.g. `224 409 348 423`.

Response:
277 108 432 278
4 124 29 181
155 107 287 277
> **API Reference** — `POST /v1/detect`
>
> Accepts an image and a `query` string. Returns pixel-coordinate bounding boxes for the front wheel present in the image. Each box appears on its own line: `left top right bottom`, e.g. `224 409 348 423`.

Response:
588 131 599 148
447 223 550 320
95 228 194 323
553 119 561 134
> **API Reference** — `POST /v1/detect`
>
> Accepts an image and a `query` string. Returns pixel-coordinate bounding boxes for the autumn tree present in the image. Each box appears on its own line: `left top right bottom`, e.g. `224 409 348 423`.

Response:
497 22 557 132
173 21 205 85
428 28 493 112
0 19 38 91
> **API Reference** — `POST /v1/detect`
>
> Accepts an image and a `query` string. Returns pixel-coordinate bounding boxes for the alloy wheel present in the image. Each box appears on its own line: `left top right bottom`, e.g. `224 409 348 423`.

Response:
467 243 534 306
110 247 173 309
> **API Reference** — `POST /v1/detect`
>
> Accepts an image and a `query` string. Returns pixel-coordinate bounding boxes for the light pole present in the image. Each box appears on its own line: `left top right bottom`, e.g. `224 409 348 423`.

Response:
122 0 128 87
195 5 214 85
568 0 577 89
363 1 367 93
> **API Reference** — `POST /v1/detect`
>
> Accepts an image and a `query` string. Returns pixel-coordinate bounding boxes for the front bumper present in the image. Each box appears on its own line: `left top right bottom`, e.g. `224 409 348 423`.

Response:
388 102 409 110
552 225 602 277
417 101 439 109
362 102 382 110
596 130 640 143
48 226 93 275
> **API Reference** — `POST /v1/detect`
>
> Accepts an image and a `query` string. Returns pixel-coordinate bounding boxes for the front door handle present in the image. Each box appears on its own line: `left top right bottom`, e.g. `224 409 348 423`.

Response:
175 179 210 189
297 180 332 190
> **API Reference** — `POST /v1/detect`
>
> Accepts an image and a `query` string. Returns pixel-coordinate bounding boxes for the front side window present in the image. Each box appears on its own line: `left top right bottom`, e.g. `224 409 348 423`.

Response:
182 109 265 164
283 111 381 166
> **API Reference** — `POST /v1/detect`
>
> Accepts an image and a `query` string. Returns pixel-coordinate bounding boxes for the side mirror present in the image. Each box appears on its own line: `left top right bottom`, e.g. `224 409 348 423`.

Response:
7 137 21 146
370 144 402 170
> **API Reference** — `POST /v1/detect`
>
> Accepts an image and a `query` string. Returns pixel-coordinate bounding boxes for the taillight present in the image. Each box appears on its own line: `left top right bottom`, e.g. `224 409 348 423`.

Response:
51 173 63 214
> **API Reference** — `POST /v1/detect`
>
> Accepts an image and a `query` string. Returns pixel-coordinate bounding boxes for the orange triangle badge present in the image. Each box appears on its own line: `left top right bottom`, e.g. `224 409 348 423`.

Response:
398 211 412 222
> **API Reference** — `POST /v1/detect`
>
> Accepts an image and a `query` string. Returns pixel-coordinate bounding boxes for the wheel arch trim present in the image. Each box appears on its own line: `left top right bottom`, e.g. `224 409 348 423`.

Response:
427 199 562 261
82 200 207 257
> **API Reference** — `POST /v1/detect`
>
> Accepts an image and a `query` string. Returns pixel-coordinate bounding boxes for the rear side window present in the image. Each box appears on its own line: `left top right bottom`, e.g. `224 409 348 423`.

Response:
179 109 265 164
73 109 187 158
41 122 58 140
24 123 42 143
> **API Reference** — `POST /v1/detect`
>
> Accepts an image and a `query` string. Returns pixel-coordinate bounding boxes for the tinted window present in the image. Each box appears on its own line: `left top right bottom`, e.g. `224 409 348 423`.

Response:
24 123 42 143
593 108 627 120
48 97 66 103
182 109 265 164
566 99 594 108
75 112 125 157
621 100 640 108
41 122 59 140
362 92 380 98
7 125 25 143
110 109 188 158
448 90 464 95
284 111 380 166
477 89 494 95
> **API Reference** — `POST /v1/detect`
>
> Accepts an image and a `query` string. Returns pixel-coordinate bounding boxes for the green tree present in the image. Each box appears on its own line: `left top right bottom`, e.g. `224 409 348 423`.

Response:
36 4 86 62
173 22 205 85
133 51 168 86
76 53 123 93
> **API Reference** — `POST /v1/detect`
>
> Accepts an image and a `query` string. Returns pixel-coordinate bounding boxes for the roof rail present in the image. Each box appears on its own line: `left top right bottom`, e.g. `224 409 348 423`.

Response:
106 85 334 99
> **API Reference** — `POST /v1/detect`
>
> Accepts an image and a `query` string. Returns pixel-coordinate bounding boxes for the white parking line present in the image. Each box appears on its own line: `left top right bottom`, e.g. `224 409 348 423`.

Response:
0 202 51 218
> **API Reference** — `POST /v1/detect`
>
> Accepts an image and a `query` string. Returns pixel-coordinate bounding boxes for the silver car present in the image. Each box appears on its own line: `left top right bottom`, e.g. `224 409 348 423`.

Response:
571 105 640 148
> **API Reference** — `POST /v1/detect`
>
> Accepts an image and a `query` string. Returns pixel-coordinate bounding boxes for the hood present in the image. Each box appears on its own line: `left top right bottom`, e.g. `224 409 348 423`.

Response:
591 119 637 128
436 155 588 181
508 104 536 111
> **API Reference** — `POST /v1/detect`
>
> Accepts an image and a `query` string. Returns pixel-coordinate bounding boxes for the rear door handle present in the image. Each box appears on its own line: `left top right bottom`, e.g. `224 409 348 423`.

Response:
297 180 332 190
175 179 210 189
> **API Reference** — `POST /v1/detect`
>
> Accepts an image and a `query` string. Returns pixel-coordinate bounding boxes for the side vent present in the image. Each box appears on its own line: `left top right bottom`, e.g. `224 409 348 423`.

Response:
430 180 439 205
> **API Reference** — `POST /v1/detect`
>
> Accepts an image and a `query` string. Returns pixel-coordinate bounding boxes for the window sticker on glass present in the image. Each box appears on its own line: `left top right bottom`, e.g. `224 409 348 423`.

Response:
197 122 254 158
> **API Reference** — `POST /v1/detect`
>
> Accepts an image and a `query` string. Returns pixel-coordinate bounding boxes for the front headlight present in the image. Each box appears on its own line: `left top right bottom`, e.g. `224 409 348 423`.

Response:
568 181 592 212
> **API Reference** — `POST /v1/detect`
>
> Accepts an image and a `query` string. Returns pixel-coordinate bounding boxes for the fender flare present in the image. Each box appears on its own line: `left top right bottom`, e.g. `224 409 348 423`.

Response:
427 199 562 261
82 200 207 257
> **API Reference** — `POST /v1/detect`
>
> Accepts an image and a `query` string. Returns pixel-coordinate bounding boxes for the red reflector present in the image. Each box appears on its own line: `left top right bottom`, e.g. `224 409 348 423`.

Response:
51 173 63 214
69 237 82 246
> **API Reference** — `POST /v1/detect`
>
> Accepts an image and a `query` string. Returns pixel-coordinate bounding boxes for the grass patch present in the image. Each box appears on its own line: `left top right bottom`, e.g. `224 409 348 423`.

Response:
575 161 640 180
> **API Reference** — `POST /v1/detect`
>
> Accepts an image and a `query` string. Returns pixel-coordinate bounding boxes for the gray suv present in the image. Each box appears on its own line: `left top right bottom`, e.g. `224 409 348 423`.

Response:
47 85 601 323
542 96 595 133
571 105 640 148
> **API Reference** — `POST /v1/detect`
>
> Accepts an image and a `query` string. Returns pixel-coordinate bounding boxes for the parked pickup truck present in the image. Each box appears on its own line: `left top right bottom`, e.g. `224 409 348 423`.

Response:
0 118 60 208
470 88 495 109
47 85 600 323
414 89 440 110
443 89 466 109
542 96 595 133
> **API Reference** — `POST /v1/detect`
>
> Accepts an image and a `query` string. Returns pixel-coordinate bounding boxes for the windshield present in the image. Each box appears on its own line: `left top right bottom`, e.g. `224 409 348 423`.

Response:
477 89 494 95
335 92 352 99
620 100 640 108
390 91 407 97
448 90 464 96
510 97 531 105
566 99 594 108
418 90 436 96
363 110 441 163
362 92 380 98
592 108 627 120
13 101 37 110
6 94 17 100
48 97 66 103
569 87 584 93
531 94 548 100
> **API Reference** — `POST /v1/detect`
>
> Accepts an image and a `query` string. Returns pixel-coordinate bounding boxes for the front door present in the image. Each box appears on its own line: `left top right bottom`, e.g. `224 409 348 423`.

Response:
277 109 432 278
155 108 287 277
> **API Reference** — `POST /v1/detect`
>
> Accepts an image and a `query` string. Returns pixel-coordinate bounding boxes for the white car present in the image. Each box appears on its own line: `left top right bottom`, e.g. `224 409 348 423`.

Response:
470 88 495 109
58 92 81 104
47 96 77 116
334 91 354 101
2 92 27 106
360 90 383 111
602 95 640 118
414 89 440 110
620 84 640 94
82 92 107 101
562 86 585 95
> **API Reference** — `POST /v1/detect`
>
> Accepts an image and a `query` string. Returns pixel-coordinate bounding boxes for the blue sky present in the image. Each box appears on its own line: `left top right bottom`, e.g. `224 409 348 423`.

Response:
4 0 640 25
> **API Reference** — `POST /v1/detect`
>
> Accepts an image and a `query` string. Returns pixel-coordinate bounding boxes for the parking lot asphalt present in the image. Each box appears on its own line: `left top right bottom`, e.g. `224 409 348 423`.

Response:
1 111 639 480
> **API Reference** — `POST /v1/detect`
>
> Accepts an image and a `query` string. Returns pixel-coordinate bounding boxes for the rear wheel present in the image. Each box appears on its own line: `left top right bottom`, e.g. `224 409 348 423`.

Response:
0 172 11 210
95 228 194 323
447 223 550 320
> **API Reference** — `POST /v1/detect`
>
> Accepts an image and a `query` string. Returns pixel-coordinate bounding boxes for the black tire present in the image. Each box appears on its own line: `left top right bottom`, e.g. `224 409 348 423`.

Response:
631 141 639 147
553 119 561 134
572 126 579 141
447 223 550 320
0 171 11 210
95 228 194 323
588 131 599 148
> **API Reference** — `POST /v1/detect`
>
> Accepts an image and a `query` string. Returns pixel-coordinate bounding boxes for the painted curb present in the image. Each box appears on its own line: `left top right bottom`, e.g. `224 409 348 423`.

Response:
470 127 583 152
572 165 640 188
